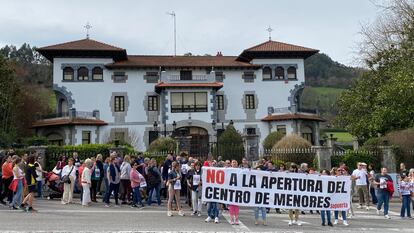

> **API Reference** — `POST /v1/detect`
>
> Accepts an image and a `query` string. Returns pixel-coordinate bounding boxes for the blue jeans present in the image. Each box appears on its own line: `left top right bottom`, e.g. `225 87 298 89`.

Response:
147 184 161 205
36 180 42 197
334 210 346 220
377 189 390 215
104 183 119 205
132 187 143 206
370 186 378 204
11 179 23 207
254 207 266 221
207 202 219 218
103 178 109 201
401 195 411 217
321 210 331 224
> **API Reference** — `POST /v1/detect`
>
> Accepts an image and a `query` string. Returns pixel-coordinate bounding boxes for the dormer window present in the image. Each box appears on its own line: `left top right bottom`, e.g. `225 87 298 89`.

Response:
78 67 89 81
275 67 284 80
287 66 297 79
63 67 74 81
262 67 272 80
92 67 103 80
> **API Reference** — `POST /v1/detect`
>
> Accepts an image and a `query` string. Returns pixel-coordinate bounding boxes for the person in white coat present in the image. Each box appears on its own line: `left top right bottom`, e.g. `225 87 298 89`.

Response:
81 159 92 207
61 158 77 204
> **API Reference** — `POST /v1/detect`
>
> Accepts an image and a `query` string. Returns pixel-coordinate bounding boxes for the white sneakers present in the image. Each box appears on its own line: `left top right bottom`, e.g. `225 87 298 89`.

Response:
366 206 370 211
214 217 219 223
205 216 212 222
333 220 338 225
377 209 381 215
343 220 349 226
167 211 172 217
357 205 362 209
198 212 202 217
288 220 301 226
178 210 185 216
385 215 391 219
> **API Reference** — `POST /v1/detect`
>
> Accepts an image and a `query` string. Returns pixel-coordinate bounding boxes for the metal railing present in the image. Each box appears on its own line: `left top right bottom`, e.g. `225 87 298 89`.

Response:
37 111 96 120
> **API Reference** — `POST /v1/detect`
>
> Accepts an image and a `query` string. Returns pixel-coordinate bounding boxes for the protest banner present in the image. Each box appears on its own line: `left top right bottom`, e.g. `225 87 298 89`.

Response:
201 167 351 211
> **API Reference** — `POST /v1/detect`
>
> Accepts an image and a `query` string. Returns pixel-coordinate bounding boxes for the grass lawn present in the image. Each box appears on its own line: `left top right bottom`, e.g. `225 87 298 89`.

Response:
324 131 354 142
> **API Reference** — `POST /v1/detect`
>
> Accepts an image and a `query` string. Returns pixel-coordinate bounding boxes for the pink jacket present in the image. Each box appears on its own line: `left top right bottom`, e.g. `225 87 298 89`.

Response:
130 169 140 188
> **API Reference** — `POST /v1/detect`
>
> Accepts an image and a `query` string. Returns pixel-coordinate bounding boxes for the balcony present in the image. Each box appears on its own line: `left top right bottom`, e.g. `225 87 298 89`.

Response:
160 72 216 83
36 109 98 121
32 109 106 128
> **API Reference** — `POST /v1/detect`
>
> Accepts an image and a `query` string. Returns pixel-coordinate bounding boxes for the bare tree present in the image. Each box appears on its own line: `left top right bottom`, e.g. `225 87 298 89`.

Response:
358 0 414 65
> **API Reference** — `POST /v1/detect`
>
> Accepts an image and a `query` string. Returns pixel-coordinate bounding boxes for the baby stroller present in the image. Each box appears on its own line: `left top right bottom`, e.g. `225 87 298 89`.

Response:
44 171 64 199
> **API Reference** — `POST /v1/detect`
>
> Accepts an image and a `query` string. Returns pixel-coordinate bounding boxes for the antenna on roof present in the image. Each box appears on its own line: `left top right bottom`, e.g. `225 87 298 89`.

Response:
266 26 273 41
167 11 176 56
84 22 92 39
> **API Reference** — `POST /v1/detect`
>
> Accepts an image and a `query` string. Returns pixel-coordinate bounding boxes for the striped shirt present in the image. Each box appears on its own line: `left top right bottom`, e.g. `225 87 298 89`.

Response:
398 181 413 196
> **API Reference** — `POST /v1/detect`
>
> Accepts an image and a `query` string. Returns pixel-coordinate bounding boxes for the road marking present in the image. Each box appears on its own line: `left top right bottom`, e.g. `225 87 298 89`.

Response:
222 213 250 232
282 219 310 225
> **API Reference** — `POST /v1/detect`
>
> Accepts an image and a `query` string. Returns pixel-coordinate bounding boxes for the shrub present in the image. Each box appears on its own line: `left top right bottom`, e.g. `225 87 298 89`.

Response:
44 144 134 171
263 131 285 151
217 125 244 162
24 136 49 146
273 134 312 149
331 150 381 171
148 137 177 152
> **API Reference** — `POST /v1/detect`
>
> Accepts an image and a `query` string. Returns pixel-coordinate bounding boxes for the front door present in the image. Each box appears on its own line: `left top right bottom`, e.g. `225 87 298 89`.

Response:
174 126 209 158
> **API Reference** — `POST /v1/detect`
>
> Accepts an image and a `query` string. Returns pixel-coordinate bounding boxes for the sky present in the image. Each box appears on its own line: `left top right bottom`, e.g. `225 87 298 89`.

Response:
0 0 381 66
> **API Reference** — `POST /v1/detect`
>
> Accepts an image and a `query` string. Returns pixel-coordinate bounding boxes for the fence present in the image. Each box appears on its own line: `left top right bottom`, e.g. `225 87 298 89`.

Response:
331 149 383 171
262 148 316 166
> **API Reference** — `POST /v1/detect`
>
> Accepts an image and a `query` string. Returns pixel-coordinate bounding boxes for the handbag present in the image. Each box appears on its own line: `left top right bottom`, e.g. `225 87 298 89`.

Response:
62 166 74 184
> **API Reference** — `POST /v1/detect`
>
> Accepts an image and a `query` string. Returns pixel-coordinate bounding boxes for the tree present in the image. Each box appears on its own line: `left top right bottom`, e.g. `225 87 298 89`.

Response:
217 125 245 162
337 0 414 140
262 131 285 151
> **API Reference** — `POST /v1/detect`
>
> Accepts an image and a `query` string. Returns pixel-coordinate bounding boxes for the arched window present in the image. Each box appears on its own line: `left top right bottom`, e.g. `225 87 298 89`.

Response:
63 67 74 80
78 67 89 81
287 66 297 79
262 67 272 80
275 66 284 80
92 67 103 80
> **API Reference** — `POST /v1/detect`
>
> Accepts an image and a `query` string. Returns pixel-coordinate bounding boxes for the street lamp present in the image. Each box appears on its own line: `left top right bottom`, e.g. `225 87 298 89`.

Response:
153 121 159 131
229 120 234 125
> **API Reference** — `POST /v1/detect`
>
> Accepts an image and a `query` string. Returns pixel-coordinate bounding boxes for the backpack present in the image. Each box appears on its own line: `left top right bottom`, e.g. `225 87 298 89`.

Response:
386 180 394 196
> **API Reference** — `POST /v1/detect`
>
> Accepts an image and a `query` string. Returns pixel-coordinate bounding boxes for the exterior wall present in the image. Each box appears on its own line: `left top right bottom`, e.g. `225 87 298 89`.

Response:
50 56 316 152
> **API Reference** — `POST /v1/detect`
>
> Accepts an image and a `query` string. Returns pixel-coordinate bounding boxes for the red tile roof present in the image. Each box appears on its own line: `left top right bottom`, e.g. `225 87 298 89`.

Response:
106 55 260 69
237 40 319 61
244 40 318 53
262 113 325 122
155 82 223 89
32 118 107 128
36 39 127 61
37 38 125 51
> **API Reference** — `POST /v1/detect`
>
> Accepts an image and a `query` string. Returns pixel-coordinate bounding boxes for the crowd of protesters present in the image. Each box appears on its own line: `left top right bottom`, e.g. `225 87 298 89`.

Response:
1 149 413 227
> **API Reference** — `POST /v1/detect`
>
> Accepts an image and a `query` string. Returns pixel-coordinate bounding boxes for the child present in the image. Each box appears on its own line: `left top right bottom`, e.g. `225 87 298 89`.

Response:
320 169 333 226
398 175 413 218
228 160 240 225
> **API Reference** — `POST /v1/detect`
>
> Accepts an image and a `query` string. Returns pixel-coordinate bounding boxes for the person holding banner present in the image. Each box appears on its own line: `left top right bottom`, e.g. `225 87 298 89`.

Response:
333 167 350 226
320 169 333 227
187 161 202 216
167 161 184 217
228 160 240 225
287 164 302 226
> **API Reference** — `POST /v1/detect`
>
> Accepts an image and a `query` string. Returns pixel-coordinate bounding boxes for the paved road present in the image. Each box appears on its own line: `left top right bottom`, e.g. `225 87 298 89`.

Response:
0 198 413 232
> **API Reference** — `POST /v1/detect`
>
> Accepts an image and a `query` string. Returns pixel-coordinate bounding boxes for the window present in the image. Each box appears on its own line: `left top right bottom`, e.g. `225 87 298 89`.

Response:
245 94 255 109
114 132 125 141
215 71 225 82
302 133 313 144
82 131 91 144
78 67 89 81
287 66 297 79
63 67 74 80
171 92 208 112
243 71 255 82
114 96 125 112
148 96 159 111
113 72 127 82
180 70 192 80
216 95 224 110
262 67 272 80
276 125 287 135
246 128 256 135
275 67 284 79
92 67 103 80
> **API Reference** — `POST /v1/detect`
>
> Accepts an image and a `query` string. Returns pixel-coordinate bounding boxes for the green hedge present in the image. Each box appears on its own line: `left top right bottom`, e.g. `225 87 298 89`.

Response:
331 150 381 171
44 144 135 171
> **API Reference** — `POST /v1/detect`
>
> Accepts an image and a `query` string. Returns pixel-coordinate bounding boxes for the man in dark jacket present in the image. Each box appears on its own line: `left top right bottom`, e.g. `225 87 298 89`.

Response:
22 155 38 212
147 159 162 205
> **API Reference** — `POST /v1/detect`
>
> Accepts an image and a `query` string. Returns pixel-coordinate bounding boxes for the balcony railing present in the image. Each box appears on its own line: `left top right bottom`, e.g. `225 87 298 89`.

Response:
36 110 99 120
171 105 208 113
160 73 216 83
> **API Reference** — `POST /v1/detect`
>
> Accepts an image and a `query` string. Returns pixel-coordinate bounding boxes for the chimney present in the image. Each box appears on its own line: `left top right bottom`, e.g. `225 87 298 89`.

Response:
216 51 223 56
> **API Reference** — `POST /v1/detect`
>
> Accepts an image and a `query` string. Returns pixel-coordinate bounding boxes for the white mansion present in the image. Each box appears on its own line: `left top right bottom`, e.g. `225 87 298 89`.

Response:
33 38 324 159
